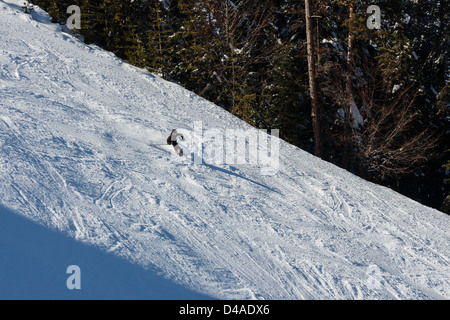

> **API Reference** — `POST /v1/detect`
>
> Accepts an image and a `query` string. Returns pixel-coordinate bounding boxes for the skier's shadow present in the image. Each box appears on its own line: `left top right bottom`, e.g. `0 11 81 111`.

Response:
203 163 278 193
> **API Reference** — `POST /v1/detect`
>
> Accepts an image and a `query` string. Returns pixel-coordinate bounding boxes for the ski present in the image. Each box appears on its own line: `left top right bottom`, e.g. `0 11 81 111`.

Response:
148 143 183 156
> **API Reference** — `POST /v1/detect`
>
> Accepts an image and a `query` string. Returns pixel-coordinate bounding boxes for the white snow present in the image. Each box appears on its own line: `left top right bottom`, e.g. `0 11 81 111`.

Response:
0 0 449 300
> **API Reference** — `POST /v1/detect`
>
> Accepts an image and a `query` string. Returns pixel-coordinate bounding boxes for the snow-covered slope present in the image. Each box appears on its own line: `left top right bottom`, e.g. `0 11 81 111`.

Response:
0 0 449 299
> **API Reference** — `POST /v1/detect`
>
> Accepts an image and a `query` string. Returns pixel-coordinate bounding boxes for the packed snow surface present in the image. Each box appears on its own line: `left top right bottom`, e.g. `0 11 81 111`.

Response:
0 0 449 299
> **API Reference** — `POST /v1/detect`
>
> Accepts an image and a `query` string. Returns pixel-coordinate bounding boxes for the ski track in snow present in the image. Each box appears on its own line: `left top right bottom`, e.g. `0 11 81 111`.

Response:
0 0 449 299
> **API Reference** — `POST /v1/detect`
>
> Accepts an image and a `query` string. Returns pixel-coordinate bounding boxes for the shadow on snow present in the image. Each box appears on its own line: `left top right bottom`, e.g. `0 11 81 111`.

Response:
0 205 213 300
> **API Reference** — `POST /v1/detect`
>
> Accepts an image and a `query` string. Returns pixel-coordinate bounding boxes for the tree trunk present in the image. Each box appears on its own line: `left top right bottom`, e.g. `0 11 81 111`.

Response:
342 2 355 168
346 3 354 115
305 0 322 157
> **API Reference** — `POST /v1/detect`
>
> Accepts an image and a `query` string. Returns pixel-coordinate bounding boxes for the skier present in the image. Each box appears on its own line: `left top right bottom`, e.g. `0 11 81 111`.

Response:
166 129 184 156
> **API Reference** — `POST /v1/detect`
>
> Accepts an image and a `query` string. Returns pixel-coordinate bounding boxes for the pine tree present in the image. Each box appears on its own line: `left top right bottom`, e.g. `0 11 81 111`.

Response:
443 158 450 214
304 0 322 157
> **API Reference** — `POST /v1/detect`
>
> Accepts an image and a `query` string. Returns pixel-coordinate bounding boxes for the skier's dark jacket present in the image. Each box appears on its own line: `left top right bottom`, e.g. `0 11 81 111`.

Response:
167 129 184 146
